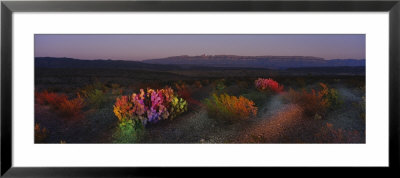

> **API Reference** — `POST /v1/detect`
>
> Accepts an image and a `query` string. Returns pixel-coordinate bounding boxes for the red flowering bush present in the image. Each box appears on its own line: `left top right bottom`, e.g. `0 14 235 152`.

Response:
35 91 85 117
255 78 284 93
57 94 85 117
35 91 68 109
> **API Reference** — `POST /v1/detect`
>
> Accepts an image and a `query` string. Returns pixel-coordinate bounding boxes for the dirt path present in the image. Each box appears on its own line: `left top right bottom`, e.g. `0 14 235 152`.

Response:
234 86 365 143
205 94 287 143
235 95 308 143
257 94 287 120
140 94 289 143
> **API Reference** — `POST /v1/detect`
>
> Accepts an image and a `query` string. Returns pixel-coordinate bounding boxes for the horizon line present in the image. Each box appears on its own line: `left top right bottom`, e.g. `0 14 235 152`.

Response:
34 55 366 61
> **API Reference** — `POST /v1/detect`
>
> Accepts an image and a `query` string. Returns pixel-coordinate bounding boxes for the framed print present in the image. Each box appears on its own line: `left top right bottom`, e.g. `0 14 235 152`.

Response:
1 0 399 177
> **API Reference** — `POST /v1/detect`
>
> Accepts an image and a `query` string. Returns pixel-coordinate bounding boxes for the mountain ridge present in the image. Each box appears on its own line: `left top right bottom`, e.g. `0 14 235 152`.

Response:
35 55 365 70
142 55 365 69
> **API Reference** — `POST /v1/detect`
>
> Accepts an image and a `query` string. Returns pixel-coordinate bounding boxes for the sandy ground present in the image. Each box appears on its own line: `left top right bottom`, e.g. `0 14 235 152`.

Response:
140 86 365 143
35 86 365 143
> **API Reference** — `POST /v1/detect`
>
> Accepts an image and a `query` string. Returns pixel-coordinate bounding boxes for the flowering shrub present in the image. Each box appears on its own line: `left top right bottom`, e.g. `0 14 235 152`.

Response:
170 97 188 119
35 91 68 109
57 94 85 117
285 83 341 118
34 123 48 143
146 88 170 122
113 87 187 143
286 88 328 117
113 87 187 125
255 78 284 93
35 91 85 117
113 90 146 123
204 93 257 121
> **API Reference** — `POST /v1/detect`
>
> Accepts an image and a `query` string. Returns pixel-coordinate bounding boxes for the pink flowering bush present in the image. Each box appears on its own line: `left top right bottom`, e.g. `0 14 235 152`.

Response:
113 87 188 143
113 87 187 125
254 78 284 93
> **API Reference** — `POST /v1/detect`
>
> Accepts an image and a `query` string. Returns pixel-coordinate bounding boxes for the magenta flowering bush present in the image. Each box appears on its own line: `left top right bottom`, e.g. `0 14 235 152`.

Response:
146 88 169 122
255 78 284 93
113 87 187 125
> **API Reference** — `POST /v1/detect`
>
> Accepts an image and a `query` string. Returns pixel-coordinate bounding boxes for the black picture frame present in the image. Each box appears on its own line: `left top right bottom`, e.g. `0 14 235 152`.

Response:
1 0 399 177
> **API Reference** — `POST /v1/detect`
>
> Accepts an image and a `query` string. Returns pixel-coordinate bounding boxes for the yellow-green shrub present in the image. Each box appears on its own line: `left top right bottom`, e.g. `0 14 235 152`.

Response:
319 83 342 109
112 119 144 143
79 82 107 108
204 93 257 121
169 96 188 119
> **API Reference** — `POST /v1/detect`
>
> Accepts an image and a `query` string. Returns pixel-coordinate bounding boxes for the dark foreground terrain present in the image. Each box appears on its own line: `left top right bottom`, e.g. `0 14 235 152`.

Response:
34 59 365 144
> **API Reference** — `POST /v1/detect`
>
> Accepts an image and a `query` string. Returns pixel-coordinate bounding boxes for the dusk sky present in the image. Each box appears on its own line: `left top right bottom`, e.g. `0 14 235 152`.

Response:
34 34 365 61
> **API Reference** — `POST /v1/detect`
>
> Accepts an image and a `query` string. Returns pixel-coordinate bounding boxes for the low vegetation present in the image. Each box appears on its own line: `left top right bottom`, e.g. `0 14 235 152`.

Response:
204 93 257 122
255 78 284 93
315 123 363 143
285 83 341 119
35 68 364 143
34 123 48 143
35 91 85 117
112 87 187 142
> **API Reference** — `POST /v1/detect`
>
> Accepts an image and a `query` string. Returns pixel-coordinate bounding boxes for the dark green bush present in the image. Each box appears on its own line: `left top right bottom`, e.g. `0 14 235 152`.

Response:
112 119 144 143
242 91 269 107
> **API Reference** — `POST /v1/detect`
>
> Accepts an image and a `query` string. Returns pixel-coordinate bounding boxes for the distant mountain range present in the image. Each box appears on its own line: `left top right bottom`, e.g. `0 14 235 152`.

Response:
35 55 365 70
35 57 184 70
142 55 365 69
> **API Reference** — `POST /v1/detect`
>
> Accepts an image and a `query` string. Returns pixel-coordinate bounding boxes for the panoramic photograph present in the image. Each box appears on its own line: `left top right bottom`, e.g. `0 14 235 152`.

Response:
34 34 366 143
